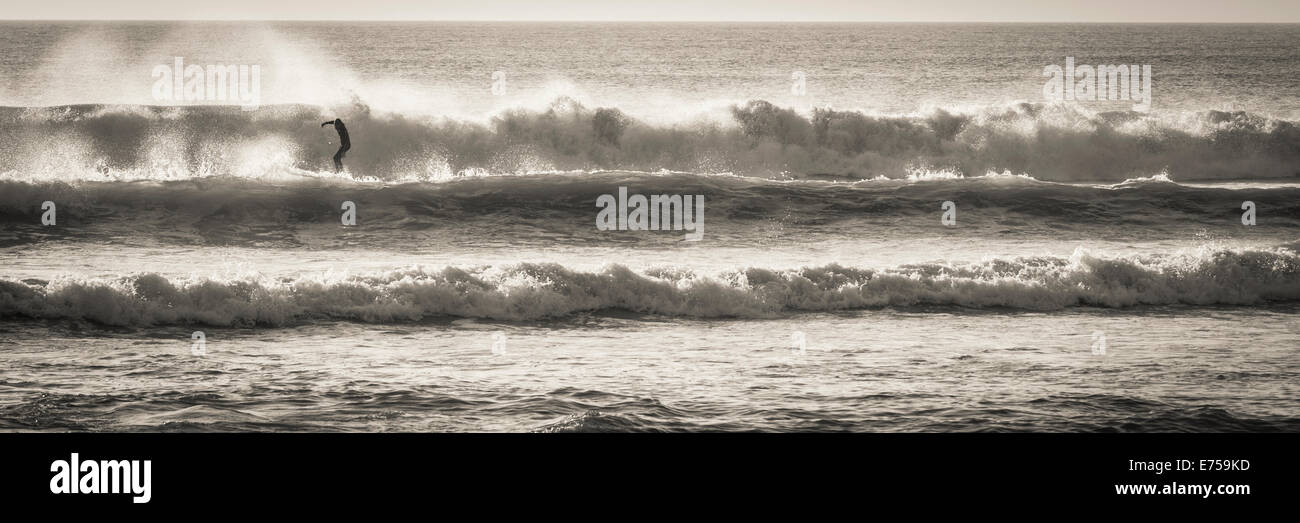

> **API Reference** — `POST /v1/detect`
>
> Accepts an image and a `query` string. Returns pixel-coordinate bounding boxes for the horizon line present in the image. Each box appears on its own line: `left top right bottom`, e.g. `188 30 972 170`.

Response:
3 19 1300 24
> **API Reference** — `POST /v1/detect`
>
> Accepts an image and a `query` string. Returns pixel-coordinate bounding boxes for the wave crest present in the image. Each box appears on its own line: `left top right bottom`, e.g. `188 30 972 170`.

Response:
3 100 1299 182
3 248 1298 327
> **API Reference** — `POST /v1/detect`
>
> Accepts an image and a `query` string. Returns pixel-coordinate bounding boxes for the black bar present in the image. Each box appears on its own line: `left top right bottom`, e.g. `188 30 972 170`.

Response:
0 433 1290 512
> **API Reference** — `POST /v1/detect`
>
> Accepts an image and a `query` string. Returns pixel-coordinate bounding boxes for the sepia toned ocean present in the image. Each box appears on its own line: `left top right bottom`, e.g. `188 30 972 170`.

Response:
1 22 1297 431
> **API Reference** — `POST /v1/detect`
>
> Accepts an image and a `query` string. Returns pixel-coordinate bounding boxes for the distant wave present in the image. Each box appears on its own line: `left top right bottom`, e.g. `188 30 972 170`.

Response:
2 247 1298 327
2 100 1299 182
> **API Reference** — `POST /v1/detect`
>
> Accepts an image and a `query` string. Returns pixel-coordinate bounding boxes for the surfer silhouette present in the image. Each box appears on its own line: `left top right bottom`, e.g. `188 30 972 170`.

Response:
321 118 350 172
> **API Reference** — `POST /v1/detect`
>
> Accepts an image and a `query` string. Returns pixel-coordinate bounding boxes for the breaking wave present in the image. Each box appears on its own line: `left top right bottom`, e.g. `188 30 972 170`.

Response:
2 247 1298 327
3 99 1300 182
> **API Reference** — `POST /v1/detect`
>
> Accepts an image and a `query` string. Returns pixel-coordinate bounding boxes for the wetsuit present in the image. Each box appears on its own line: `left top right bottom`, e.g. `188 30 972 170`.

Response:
321 119 350 172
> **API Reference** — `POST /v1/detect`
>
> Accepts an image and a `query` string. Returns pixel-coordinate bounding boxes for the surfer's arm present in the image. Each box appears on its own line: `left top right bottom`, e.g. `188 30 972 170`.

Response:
321 120 336 127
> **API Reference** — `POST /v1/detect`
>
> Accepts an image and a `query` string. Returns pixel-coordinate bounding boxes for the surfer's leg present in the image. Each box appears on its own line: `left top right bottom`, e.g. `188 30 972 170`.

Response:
333 147 345 172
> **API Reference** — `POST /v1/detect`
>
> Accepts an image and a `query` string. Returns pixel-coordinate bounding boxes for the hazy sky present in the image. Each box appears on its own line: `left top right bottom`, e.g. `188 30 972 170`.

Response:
3 0 1298 22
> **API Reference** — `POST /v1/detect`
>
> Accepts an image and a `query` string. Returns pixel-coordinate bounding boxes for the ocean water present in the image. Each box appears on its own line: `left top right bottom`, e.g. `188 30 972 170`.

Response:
1 22 1298 432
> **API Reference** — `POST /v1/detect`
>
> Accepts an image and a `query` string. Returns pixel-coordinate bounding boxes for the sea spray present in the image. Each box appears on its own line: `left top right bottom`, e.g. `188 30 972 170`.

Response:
2 248 1297 327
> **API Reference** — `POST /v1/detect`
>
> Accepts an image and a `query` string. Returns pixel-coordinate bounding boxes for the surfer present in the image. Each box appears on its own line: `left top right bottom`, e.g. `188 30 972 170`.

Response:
321 118 350 172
